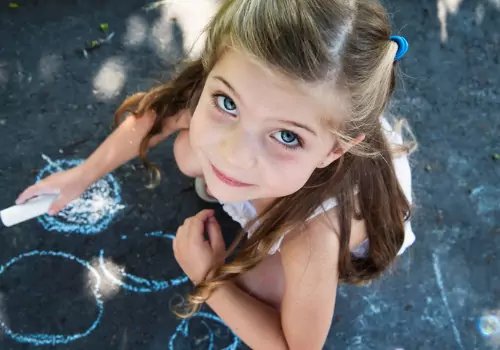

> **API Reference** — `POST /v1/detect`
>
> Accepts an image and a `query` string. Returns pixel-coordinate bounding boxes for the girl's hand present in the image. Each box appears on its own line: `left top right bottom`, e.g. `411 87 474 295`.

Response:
15 165 93 215
173 209 226 284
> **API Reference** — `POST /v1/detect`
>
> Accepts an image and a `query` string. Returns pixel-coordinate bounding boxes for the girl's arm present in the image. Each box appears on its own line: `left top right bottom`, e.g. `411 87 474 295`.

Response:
80 109 190 185
206 281 287 349
206 214 341 349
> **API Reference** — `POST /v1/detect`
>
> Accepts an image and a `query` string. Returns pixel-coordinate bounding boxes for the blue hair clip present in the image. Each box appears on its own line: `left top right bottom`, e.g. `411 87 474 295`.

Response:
390 35 409 60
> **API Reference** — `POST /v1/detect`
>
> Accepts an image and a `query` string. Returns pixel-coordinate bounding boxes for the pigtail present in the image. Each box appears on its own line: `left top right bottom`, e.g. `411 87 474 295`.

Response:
335 0 414 282
338 142 411 285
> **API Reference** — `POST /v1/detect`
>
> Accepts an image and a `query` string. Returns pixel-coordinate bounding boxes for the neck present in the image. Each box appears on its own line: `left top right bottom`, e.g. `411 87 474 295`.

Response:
251 197 276 215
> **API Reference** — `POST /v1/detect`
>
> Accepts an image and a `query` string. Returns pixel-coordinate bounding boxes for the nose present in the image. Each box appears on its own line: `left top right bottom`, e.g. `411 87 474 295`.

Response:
220 126 257 170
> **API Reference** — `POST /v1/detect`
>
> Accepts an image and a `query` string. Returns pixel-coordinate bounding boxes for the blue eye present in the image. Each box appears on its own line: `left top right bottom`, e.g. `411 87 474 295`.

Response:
215 95 238 115
272 130 300 148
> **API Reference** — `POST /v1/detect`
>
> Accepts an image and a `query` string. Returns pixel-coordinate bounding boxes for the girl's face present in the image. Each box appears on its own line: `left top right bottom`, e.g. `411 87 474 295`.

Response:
189 49 344 203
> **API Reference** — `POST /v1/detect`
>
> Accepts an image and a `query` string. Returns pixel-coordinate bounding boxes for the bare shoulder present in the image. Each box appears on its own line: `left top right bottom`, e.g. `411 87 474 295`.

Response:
280 211 341 266
281 203 367 261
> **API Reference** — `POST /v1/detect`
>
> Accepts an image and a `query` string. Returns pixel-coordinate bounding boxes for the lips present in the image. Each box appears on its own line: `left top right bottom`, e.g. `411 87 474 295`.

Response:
211 164 252 187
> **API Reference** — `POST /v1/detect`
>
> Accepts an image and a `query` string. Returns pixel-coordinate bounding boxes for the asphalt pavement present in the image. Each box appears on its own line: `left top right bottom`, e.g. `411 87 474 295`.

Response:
0 0 499 349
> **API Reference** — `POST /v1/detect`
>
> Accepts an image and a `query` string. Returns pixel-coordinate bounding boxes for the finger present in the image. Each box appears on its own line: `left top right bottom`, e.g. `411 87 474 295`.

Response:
172 235 178 256
17 185 60 205
194 209 215 223
185 222 209 247
47 196 68 216
206 217 226 254
174 224 188 246
172 230 183 256
186 209 215 239
15 185 48 204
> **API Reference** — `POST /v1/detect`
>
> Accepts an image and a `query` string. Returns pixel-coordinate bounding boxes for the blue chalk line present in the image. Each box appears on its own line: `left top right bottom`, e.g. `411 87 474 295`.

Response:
168 312 240 350
99 232 188 293
36 158 124 235
0 250 104 346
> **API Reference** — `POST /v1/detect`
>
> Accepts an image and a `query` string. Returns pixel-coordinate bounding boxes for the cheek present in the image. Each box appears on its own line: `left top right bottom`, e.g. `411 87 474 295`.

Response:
261 158 316 195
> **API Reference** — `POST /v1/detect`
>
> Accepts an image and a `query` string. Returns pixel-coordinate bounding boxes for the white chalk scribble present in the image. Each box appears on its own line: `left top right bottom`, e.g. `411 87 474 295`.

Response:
36 156 124 234
432 253 464 349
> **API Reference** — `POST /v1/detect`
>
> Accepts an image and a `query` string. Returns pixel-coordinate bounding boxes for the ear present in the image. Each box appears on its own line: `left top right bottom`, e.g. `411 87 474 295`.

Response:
317 134 365 168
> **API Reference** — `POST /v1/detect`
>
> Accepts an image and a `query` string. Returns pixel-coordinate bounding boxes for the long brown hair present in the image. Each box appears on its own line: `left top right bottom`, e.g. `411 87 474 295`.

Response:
115 0 415 316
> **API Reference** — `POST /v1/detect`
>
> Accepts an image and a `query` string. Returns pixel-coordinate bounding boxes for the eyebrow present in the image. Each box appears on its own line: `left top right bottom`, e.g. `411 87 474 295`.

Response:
213 76 242 102
278 120 318 136
213 75 317 137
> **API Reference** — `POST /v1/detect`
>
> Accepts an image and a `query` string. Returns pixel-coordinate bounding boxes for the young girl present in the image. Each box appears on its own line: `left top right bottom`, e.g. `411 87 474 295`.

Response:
16 0 416 348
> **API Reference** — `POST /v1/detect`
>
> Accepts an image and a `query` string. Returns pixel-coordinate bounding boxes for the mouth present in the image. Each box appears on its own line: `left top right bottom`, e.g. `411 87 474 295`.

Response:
211 164 252 187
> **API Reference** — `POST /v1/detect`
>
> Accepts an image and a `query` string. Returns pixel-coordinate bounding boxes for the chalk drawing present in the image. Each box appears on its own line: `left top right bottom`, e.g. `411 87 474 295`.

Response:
36 156 124 234
478 310 500 348
0 251 103 346
361 294 382 315
432 253 464 350
478 313 500 337
346 335 367 350
168 312 240 350
469 185 500 218
337 286 348 299
99 232 189 293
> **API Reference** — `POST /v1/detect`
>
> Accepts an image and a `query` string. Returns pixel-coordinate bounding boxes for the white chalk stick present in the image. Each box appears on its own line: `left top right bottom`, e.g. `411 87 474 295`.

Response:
0 194 58 227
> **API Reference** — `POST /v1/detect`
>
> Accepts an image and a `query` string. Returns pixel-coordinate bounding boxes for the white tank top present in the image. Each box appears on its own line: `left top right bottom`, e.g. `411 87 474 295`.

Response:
218 117 416 258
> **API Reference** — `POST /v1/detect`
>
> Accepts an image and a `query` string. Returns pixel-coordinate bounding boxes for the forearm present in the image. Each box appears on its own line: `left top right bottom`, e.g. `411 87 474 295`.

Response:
206 282 288 350
80 110 188 184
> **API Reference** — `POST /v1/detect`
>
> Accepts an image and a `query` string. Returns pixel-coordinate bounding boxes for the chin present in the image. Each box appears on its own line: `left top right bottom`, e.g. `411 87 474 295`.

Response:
209 187 251 203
